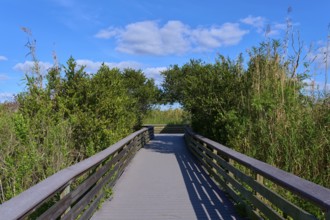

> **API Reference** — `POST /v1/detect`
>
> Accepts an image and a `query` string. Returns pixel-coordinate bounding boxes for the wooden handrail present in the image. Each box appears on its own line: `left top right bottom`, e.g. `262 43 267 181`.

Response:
185 127 330 220
0 126 154 220
143 124 186 134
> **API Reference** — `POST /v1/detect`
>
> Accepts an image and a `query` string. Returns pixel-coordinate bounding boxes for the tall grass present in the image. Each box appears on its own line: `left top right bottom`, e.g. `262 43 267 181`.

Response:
0 103 74 203
143 108 190 125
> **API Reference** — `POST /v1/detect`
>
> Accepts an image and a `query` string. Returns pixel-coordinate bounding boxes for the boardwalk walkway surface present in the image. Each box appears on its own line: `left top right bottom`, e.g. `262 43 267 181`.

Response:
92 134 241 220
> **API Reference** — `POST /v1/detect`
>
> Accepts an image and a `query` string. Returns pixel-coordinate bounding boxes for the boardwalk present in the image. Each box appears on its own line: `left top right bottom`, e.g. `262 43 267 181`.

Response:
92 134 240 220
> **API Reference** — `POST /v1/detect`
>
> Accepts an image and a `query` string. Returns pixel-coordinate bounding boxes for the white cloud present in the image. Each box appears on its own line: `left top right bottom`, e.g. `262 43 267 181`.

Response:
311 44 330 69
0 56 8 61
106 61 141 70
303 79 330 94
240 15 266 33
94 28 120 39
273 23 287 31
115 20 191 55
266 23 288 36
240 15 291 36
144 67 167 77
0 92 14 102
76 59 141 73
75 59 104 73
95 20 248 55
306 41 330 77
143 67 167 85
13 61 53 75
191 23 249 50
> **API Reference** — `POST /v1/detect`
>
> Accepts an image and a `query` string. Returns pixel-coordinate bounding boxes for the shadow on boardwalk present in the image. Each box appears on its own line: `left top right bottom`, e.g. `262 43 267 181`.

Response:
144 134 240 220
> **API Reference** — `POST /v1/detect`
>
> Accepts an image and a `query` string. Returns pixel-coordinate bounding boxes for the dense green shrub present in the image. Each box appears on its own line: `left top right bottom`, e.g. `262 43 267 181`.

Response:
0 103 73 202
161 40 329 189
0 57 158 203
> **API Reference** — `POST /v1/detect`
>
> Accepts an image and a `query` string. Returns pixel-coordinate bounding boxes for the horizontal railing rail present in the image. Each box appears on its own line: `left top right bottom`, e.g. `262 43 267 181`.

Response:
185 127 330 220
143 124 186 134
0 126 154 220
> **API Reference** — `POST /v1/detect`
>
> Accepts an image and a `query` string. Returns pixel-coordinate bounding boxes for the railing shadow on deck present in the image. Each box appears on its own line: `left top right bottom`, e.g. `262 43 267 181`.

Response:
184 127 330 220
144 134 240 220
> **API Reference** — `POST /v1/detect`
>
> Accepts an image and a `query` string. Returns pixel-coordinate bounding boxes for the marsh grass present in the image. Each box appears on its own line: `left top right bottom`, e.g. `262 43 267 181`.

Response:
143 108 190 125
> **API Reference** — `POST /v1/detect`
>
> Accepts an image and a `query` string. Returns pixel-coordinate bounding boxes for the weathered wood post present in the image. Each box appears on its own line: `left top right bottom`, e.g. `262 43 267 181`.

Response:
212 148 218 175
60 183 71 218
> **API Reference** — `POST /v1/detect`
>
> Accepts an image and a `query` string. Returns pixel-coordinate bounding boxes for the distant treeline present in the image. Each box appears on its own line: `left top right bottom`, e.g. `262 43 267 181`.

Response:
143 108 190 125
0 57 159 203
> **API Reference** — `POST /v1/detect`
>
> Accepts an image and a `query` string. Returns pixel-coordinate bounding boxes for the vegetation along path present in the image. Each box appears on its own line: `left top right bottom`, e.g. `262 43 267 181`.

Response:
92 134 240 220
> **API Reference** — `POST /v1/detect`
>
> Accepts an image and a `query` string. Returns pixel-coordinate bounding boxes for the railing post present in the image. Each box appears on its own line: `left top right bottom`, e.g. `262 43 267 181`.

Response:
255 173 263 198
212 148 218 174
134 135 139 150
228 159 234 177
60 183 71 218
253 172 268 216
202 143 207 164
226 158 234 188
139 133 143 149
145 130 149 143
135 135 139 150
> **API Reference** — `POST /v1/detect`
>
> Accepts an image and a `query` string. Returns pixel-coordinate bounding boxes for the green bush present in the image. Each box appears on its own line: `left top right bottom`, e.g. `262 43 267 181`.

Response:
0 57 159 203
161 40 329 189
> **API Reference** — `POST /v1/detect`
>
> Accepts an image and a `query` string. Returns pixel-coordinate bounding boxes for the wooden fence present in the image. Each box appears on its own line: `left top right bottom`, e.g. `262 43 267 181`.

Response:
185 127 330 220
2 126 329 219
143 124 185 134
0 126 154 220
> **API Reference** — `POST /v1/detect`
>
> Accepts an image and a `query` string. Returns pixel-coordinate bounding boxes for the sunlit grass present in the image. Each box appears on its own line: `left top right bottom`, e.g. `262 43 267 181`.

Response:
143 108 190 125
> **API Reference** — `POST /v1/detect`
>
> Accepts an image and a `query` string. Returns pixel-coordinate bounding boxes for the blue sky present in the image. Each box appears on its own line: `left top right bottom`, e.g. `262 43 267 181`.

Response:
0 0 329 102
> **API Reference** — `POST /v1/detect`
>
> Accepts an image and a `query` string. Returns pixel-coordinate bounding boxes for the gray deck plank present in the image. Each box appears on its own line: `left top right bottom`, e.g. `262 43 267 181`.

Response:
91 134 241 220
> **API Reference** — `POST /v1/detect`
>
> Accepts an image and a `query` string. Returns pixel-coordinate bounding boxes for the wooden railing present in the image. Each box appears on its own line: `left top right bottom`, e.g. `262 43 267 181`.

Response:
185 127 330 220
143 124 185 134
0 126 154 220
